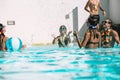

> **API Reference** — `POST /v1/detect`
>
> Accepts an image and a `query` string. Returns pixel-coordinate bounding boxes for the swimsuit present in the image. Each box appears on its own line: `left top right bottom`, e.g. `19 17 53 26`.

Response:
101 28 112 45
58 35 70 47
88 15 100 24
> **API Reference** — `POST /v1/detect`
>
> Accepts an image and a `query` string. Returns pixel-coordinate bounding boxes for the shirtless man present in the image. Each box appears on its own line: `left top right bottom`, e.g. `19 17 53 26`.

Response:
85 0 106 29
85 0 106 16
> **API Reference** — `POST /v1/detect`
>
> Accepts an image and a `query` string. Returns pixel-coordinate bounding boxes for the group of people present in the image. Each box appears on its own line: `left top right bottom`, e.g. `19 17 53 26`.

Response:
53 0 120 49
1 0 120 51
73 18 120 49
74 0 120 48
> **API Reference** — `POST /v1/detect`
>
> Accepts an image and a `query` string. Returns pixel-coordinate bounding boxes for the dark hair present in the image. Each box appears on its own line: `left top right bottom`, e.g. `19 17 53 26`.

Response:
59 25 67 32
0 23 4 28
99 18 113 31
104 18 113 25
0 23 4 32
88 15 100 28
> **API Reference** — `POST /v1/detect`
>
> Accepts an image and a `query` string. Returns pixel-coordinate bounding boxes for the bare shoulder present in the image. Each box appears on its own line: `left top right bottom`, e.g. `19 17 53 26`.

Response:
85 0 91 6
3 36 8 42
86 0 91 4
88 0 91 2
52 36 60 44
85 31 90 37
109 30 119 39
111 30 118 34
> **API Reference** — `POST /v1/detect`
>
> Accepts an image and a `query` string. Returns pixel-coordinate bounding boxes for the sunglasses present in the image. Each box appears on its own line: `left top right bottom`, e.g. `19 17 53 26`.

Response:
104 21 111 24
60 27 66 31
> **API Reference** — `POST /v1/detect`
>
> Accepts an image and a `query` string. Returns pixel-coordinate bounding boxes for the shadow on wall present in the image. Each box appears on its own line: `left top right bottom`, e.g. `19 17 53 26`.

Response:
72 7 78 32
78 20 88 41
112 24 120 38
72 6 88 42
72 7 78 43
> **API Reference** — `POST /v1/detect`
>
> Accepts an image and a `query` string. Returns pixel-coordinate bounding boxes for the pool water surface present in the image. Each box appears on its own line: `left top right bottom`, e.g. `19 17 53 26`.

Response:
0 45 120 80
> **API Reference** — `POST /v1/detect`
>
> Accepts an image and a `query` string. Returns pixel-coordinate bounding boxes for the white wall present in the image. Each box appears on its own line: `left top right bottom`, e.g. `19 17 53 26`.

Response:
109 0 120 24
0 0 101 44
0 0 88 44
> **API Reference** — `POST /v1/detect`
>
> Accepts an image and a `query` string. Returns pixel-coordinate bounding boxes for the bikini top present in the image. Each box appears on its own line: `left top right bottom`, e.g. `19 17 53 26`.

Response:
101 28 112 44
58 34 70 47
87 29 99 45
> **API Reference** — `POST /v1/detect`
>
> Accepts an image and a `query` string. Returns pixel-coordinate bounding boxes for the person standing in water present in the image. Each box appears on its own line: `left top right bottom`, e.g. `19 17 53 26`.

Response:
73 16 101 49
52 25 72 47
101 19 120 48
73 0 105 49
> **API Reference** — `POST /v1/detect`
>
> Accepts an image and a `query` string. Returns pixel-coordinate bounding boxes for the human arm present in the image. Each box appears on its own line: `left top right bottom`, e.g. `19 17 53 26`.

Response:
73 31 81 48
52 36 60 44
67 31 72 43
98 32 101 47
112 30 120 45
99 1 106 16
20 44 27 50
81 32 90 48
2 36 8 51
84 1 91 13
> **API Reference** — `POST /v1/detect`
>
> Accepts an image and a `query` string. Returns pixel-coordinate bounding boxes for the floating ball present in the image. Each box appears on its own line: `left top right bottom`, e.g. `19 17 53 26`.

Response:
6 37 22 52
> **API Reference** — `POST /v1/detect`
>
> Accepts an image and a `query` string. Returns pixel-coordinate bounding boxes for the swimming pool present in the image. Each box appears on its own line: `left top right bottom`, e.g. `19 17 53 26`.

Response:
0 45 120 80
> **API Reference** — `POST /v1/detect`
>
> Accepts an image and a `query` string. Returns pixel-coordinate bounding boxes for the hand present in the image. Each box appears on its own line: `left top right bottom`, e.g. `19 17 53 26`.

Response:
103 10 106 16
89 11 94 16
73 31 78 38
68 31 72 35
51 34 56 38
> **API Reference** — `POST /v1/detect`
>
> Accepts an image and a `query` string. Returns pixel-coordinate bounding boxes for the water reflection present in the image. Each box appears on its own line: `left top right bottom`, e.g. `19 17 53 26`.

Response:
0 47 120 80
0 52 5 58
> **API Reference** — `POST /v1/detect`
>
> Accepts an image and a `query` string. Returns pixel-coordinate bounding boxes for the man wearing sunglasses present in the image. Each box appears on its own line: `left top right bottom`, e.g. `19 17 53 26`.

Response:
52 25 72 47
101 19 120 48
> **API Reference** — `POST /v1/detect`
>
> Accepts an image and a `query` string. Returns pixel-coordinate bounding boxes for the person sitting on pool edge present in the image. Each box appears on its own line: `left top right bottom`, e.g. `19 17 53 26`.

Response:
100 18 120 48
52 25 72 47
73 15 101 49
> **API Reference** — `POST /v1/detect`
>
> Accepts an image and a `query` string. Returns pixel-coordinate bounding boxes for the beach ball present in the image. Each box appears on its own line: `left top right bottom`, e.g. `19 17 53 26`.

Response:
6 37 22 52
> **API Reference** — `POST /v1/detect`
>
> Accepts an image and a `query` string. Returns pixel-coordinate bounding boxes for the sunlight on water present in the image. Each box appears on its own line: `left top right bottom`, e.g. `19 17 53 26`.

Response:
0 45 120 80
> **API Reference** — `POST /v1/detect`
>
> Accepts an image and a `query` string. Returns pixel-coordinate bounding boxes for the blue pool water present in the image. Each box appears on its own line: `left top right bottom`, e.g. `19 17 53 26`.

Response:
0 45 120 80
